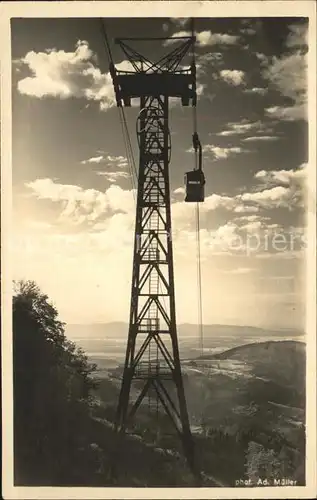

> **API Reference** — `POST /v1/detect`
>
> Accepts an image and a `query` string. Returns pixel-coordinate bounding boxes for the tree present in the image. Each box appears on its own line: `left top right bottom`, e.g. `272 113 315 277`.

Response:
13 280 98 485
245 441 282 484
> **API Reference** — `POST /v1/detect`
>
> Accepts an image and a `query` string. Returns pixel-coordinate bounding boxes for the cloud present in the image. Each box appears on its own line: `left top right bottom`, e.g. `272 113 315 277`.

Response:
204 194 237 211
242 136 279 142
106 155 128 167
165 30 240 47
240 186 297 209
254 164 307 186
219 69 245 86
187 143 249 160
173 191 259 222
255 52 269 65
197 145 247 160
263 52 306 103
204 194 259 215
96 171 130 183
237 164 307 210
25 178 135 225
196 52 223 76
243 87 267 95
81 155 104 164
17 41 133 111
216 119 264 137
82 153 128 168
233 205 259 214
285 23 308 49
174 187 185 195
262 23 307 121
265 104 306 122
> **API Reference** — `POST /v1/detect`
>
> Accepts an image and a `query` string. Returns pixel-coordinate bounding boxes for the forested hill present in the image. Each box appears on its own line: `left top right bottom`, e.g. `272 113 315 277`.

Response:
202 339 305 361
200 340 305 400
12 280 200 486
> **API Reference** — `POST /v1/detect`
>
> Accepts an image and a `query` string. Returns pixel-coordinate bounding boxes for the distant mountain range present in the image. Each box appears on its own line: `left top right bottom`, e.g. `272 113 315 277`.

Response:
65 321 304 340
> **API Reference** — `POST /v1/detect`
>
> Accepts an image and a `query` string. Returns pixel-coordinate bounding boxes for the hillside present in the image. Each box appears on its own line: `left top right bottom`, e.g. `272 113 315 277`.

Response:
198 340 305 407
89 339 306 486
203 339 305 361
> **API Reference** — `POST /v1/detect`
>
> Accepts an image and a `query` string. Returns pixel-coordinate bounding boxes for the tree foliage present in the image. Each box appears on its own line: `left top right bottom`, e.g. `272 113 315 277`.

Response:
245 439 305 485
13 280 99 485
245 441 282 483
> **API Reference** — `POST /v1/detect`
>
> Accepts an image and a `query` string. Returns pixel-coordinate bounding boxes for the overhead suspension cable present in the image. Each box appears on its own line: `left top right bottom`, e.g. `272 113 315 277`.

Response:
99 19 166 313
100 19 138 201
191 18 204 359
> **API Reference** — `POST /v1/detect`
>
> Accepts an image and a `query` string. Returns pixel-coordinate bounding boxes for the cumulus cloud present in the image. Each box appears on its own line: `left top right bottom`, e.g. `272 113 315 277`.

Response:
262 22 308 121
195 144 247 160
204 193 237 211
82 153 128 168
191 164 306 214
234 164 307 211
173 191 259 222
196 52 223 76
165 30 240 47
17 41 133 111
96 171 130 183
203 193 259 215
240 186 298 210
265 104 306 122
254 164 307 186
219 69 245 86
81 155 104 164
25 178 135 225
263 52 306 103
233 205 259 214
106 155 128 168
25 163 306 236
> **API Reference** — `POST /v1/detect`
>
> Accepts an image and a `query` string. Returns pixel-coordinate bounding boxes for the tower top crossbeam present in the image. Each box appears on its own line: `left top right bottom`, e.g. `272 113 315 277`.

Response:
110 36 197 106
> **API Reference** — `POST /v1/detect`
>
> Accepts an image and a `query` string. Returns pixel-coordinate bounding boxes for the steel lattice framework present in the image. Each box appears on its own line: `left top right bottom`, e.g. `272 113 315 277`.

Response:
110 36 199 479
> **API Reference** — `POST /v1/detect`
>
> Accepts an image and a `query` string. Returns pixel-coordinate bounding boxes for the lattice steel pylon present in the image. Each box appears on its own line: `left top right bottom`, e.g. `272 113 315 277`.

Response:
110 36 200 481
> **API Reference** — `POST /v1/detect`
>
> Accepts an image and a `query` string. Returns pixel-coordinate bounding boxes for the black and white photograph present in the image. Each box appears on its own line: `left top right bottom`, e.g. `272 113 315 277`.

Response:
1 1 316 498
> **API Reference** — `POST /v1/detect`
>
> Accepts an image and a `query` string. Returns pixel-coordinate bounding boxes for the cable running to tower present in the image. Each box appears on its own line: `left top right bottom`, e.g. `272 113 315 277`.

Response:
184 19 205 359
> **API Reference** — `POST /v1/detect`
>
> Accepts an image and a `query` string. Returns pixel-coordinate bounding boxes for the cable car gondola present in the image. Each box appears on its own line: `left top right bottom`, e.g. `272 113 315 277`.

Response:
185 169 205 202
185 132 205 202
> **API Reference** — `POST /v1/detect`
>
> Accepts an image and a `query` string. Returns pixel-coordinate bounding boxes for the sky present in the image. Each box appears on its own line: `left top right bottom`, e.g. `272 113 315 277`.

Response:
11 16 309 329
